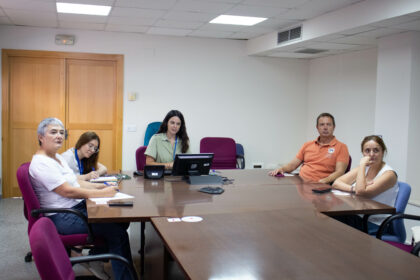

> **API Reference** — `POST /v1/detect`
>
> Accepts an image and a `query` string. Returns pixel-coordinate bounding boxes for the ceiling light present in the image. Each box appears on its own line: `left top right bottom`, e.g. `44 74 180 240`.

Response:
57 2 111 16
210 15 267 26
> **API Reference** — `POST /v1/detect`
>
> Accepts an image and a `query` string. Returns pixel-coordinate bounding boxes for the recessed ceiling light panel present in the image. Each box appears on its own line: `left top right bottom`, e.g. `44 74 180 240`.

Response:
57 2 111 16
210 15 267 26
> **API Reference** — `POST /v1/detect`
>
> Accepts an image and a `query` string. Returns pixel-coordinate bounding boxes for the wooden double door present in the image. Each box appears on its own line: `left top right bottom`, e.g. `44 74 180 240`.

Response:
2 49 123 198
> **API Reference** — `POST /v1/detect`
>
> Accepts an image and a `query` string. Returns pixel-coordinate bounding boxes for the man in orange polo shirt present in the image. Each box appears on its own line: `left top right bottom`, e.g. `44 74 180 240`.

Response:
269 113 349 183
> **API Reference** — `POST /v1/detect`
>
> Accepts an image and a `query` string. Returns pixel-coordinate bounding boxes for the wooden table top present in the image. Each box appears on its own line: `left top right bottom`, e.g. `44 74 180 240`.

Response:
152 208 420 280
87 169 395 222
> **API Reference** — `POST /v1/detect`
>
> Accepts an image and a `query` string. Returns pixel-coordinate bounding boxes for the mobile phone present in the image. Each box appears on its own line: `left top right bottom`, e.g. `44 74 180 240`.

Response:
108 201 134 207
312 188 332 194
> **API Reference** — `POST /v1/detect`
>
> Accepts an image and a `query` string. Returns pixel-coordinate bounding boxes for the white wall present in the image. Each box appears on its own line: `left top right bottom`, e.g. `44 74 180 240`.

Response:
0 25 309 181
407 34 420 205
306 49 378 165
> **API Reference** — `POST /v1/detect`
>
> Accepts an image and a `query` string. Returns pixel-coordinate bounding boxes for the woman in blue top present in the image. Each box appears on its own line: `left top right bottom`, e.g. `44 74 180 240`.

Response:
145 110 191 169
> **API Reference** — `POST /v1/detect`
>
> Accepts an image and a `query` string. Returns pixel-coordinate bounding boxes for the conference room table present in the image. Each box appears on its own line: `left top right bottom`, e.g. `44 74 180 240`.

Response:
86 169 419 279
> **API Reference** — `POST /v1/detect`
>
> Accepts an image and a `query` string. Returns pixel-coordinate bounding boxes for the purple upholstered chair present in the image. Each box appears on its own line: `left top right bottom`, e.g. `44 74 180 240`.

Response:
200 137 237 169
135 146 147 171
30 217 137 280
17 162 100 262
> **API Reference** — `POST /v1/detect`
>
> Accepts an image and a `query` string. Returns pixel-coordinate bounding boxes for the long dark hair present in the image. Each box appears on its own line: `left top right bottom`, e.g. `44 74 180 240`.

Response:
157 110 189 153
75 131 100 174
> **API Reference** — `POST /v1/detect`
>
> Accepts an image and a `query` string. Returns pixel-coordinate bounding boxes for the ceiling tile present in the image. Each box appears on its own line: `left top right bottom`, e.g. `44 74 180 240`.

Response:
154 19 204 29
172 0 234 13
59 21 105 30
257 17 301 30
147 27 192 36
0 0 55 12
4 9 56 23
241 25 277 34
200 22 246 32
13 18 57 27
64 0 115 5
115 0 176 9
105 24 149 33
107 16 155 26
242 0 309 9
229 31 262 39
225 4 288 18
110 7 166 18
58 13 108 24
163 10 217 22
188 29 234 38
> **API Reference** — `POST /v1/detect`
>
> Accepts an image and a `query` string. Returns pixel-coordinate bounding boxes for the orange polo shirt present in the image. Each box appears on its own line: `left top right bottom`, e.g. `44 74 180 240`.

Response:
296 137 349 182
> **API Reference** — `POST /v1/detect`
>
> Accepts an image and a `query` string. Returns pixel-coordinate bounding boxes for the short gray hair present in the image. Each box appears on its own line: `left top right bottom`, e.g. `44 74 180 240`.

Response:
37 117 64 137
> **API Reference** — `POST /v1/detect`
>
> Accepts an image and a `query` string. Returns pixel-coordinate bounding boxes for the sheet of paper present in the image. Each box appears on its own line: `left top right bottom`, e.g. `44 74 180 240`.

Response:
332 189 351 196
89 192 134 204
90 176 118 183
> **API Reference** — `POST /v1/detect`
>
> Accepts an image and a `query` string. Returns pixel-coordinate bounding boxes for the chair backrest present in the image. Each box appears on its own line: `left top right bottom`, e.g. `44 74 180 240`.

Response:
235 143 245 169
345 155 352 173
390 181 411 242
29 217 75 280
17 162 41 234
136 146 147 171
144 122 162 146
200 137 237 169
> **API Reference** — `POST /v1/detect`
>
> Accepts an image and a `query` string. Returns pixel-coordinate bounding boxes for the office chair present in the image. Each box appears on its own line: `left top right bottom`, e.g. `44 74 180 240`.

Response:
30 217 138 280
236 143 245 169
345 155 352 173
376 213 420 256
363 181 411 243
200 137 237 169
135 146 147 171
17 162 101 262
144 121 162 146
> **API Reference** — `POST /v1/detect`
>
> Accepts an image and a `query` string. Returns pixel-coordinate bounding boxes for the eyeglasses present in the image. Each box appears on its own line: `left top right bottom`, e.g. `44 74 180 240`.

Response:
87 143 99 153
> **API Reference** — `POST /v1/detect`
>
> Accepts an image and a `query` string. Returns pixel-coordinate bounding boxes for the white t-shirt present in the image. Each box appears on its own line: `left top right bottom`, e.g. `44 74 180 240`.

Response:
353 163 399 225
29 153 81 212
61 147 80 176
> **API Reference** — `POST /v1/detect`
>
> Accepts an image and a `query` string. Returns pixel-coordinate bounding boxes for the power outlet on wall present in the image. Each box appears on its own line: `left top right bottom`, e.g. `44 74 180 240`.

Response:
253 163 264 169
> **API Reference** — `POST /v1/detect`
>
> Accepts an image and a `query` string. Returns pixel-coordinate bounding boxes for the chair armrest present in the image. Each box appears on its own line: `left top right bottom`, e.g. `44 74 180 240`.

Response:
376 213 420 239
236 155 245 169
31 208 95 243
412 241 420 256
70 254 138 280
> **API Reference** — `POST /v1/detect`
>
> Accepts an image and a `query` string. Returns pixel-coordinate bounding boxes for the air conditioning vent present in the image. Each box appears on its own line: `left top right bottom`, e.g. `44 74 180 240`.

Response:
295 48 328 54
277 31 289 44
289 27 301 40
277 26 302 45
